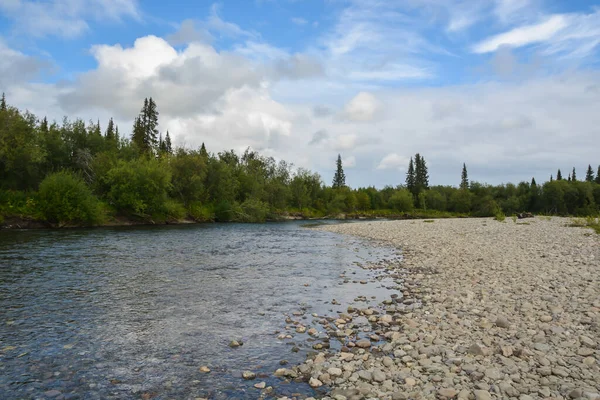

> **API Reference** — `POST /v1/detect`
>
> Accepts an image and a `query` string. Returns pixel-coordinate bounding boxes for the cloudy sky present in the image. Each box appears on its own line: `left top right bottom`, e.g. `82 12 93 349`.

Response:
1 0 599 188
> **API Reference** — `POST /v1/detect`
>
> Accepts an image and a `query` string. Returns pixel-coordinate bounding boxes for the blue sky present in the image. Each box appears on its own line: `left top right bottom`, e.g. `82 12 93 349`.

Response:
1 0 600 188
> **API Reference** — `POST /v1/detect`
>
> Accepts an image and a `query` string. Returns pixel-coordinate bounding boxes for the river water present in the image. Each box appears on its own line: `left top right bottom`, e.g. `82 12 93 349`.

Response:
0 221 401 399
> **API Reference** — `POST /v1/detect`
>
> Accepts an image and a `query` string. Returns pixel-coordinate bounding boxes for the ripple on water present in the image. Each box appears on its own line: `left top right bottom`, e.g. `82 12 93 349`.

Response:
0 221 401 399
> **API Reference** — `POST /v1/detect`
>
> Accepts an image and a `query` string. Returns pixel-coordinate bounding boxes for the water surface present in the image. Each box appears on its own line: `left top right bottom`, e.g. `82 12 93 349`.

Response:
0 221 400 399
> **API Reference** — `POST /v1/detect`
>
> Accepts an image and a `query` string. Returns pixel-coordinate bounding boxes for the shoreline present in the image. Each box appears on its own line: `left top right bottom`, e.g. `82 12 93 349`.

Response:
280 217 599 400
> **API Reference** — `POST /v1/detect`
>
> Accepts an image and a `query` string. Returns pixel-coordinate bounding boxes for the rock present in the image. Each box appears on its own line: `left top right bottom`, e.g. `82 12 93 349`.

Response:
474 390 493 400
372 369 386 383
569 389 584 399
328 367 343 377
354 316 370 326
540 315 553 322
495 316 510 328
229 340 241 348
356 339 371 348
468 343 487 356
580 335 596 348
242 371 256 380
254 382 266 389
438 388 458 398
309 377 323 388
552 367 569 377
578 347 595 356
307 328 318 336
296 326 306 333
379 314 393 323
358 370 372 381
484 368 502 380
44 390 62 398
199 366 211 373
519 396 534 400
404 377 417 386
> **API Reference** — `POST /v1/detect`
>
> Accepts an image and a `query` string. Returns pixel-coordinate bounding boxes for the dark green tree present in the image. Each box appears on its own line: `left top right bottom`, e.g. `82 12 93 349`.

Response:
568 173 571 182
414 153 429 193
105 118 116 140
200 142 208 158
40 117 49 135
460 163 469 190
165 131 172 154
556 169 562 180
571 167 576 182
585 165 594 182
596 165 600 184
332 154 346 189
550 174 553 182
131 97 159 154
531 177 536 187
0 93 6 111
405 157 415 193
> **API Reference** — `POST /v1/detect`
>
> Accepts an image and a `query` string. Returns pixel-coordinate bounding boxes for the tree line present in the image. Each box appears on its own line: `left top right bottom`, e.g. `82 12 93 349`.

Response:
1 94 599 226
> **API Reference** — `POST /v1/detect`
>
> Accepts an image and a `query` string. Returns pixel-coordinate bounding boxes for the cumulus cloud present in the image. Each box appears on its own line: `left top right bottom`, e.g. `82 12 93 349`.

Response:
343 155 356 168
166 19 212 46
309 130 328 145
342 92 379 121
0 40 49 87
377 153 409 170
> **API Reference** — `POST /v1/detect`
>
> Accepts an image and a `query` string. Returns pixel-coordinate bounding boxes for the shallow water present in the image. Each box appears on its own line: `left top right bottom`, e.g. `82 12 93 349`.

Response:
0 221 400 399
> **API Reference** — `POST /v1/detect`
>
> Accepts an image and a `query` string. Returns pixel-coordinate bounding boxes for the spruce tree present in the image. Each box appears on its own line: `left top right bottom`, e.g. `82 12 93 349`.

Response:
585 165 594 182
460 163 469 190
556 169 562 180
332 154 346 188
105 118 115 140
414 153 429 192
568 173 571 182
200 142 208 158
40 117 49 135
571 167 576 181
93 119 101 136
550 174 553 182
132 116 145 150
0 93 6 111
146 97 159 150
405 157 415 193
165 131 172 154
531 177 536 187
596 166 600 184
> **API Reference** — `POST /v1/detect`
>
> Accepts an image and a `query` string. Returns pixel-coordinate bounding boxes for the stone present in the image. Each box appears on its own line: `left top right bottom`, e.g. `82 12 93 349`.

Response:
552 367 569 377
540 315 553 322
474 390 493 400
580 335 596 348
372 369 386 383
356 339 371 348
199 366 211 373
468 343 487 356
404 377 417 386
358 370 372 381
578 347 595 356
309 378 323 388
495 316 510 328
242 371 256 380
484 368 502 380
569 389 584 399
254 382 266 389
328 367 343 377
44 390 62 398
439 388 458 398
229 340 241 348
380 314 393 324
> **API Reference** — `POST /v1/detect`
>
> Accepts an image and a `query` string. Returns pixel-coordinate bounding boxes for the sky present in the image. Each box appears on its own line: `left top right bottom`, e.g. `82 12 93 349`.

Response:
1 0 599 188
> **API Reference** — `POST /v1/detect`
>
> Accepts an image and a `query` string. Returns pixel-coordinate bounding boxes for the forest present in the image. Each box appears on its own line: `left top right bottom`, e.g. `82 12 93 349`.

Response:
1 94 599 227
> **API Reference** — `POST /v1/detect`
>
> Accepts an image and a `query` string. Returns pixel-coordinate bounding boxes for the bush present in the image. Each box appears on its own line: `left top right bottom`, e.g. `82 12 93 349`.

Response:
36 171 103 226
494 210 506 222
388 190 414 212
105 158 171 218
164 199 186 221
239 198 269 222
188 201 214 222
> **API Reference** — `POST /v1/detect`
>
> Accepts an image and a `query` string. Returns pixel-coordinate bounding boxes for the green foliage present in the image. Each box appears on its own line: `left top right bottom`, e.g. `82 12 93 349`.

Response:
105 158 171 218
494 210 506 222
239 198 270 223
332 154 346 189
164 199 186 221
388 189 414 212
188 201 214 222
36 171 103 226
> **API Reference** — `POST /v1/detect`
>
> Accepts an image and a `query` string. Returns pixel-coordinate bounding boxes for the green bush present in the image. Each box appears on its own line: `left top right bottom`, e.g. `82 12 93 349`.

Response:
388 190 414 212
105 158 171 218
494 210 506 222
164 199 186 221
239 198 269 222
188 201 214 222
36 171 103 226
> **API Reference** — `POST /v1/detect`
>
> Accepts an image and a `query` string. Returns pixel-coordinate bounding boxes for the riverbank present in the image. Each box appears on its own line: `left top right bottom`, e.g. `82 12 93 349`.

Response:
282 217 599 400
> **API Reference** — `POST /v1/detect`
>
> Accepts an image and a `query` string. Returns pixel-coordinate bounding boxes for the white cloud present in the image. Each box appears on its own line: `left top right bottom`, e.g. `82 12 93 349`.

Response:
473 15 568 53
0 39 49 87
333 134 357 151
343 155 356 168
0 0 140 38
377 153 409 170
343 92 379 121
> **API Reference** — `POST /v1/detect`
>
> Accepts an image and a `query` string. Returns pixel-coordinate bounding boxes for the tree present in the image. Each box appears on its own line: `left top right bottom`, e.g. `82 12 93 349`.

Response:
405 157 415 193
164 131 172 154
414 153 429 193
571 167 576 182
0 93 6 111
131 97 159 154
550 174 553 182
596 165 600 184
460 163 469 190
585 165 594 182
531 177 537 187
556 169 562 180
332 154 346 188
105 118 116 141
568 173 571 182
200 142 208 158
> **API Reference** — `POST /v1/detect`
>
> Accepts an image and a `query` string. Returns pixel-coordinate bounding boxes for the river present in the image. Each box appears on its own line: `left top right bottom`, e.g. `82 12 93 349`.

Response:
0 221 401 399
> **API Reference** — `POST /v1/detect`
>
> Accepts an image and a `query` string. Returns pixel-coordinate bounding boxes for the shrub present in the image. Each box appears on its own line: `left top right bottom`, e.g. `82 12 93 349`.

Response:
239 198 269 222
164 199 186 221
188 201 214 222
388 190 414 212
494 210 506 222
36 171 103 226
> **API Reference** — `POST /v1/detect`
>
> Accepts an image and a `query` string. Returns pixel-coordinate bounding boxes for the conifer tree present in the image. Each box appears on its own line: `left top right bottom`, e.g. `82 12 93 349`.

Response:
571 167 576 181
568 173 571 182
585 165 594 182
332 154 346 188
405 157 415 193
131 97 160 154
460 163 469 190
596 166 600 184
93 119 101 136
40 117 49 135
165 131 172 154
414 153 429 192
556 169 562 180
132 116 145 150
531 177 536 187
200 142 208 158
550 174 553 182
105 118 115 140
0 93 6 111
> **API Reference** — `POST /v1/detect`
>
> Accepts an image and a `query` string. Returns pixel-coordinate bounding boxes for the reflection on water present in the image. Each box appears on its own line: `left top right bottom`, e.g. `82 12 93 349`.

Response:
0 221 400 399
